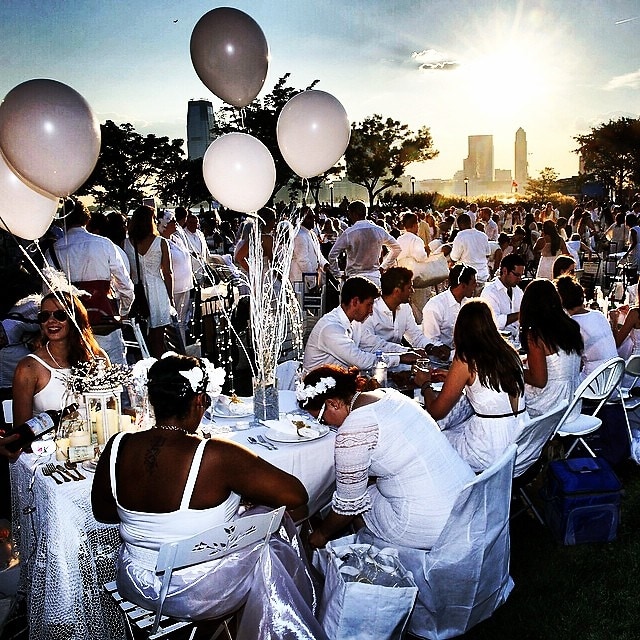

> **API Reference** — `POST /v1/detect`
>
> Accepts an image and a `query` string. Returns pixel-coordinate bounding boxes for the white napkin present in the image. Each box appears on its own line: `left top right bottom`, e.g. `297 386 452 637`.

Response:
216 395 252 416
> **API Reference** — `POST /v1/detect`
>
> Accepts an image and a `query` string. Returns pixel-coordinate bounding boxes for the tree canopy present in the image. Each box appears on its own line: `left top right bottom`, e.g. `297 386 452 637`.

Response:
344 115 438 207
574 117 640 198
78 120 185 214
524 167 559 202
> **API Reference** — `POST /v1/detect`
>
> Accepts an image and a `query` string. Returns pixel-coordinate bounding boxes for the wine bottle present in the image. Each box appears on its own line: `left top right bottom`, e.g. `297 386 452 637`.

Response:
3 403 79 453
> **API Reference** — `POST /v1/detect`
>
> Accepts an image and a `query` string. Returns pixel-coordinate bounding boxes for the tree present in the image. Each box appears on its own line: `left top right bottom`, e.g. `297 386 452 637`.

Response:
78 120 185 213
155 157 211 208
344 115 438 208
212 74 319 199
525 167 559 202
574 117 640 198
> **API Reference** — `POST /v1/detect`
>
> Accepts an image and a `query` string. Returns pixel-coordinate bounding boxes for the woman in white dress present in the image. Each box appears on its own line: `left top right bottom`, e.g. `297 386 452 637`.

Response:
300 366 475 551
125 206 173 358
534 220 569 280
416 300 530 472
520 279 583 419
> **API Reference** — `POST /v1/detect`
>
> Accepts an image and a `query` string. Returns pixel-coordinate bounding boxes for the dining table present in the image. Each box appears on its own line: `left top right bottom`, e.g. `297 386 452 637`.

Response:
9 391 336 640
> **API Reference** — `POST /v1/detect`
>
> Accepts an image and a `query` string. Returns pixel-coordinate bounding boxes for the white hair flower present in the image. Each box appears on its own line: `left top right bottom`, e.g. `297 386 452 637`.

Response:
179 367 205 393
295 377 336 405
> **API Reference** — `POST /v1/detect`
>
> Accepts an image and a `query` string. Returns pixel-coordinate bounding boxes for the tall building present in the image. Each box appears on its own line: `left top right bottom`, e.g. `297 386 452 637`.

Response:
187 100 215 160
514 127 528 186
463 135 494 182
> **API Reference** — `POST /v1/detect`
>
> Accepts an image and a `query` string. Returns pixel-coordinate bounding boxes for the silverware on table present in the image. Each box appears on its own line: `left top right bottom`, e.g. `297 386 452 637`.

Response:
63 462 85 480
42 464 63 485
257 434 278 450
44 462 70 483
247 436 273 451
54 464 77 482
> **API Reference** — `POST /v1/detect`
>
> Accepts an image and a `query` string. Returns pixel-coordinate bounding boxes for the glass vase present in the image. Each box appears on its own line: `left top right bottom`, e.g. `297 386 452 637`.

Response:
253 377 279 422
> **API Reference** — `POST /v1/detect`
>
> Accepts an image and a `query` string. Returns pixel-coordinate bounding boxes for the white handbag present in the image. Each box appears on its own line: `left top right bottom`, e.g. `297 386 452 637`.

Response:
411 254 449 288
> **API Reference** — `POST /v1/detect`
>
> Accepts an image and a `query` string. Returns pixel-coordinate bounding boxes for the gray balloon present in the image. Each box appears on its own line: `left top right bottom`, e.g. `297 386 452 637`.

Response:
190 7 269 108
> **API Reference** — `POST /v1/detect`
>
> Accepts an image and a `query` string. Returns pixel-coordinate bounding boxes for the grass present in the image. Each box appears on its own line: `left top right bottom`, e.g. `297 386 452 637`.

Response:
461 458 640 640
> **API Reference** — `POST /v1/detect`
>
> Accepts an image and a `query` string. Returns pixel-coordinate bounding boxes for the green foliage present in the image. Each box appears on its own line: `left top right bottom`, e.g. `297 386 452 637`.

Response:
345 114 438 208
78 120 185 214
212 73 321 198
525 167 559 202
154 157 212 209
574 117 640 195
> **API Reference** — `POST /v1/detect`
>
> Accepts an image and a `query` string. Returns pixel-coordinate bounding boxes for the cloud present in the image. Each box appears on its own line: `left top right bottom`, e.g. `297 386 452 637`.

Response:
411 49 459 71
605 68 640 90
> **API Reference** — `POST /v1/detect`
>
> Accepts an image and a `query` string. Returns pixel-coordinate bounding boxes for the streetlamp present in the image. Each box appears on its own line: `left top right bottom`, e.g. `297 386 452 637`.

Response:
464 177 469 198
329 183 334 209
410 176 416 196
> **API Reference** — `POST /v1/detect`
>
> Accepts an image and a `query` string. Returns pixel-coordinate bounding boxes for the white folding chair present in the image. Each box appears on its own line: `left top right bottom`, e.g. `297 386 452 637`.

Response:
105 506 285 640
2 399 12 425
610 354 640 459
556 357 625 458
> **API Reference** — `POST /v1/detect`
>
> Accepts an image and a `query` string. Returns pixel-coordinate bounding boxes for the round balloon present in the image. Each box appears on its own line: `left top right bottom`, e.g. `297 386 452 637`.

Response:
277 90 351 178
190 8 269 108
0 79 101 198
0 149 59 240
202 133 275 213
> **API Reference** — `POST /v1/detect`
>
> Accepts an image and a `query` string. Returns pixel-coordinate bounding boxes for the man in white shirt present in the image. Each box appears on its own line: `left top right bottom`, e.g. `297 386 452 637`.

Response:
303 276 419 372
479 207 499 241
327 200 401 286
184 213 210 285
450 213 491 287
362 267 449 360
422 264 477 356
480 254 525 337
45 200 134 365
289 207 328 283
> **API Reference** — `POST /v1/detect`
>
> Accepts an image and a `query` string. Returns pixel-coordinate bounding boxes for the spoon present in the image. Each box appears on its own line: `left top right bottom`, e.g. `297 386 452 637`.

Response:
247 436 273 451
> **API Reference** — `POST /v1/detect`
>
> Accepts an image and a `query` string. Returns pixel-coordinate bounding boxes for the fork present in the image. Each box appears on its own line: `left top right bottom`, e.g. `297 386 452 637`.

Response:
46 462 71 483
42 463 63 484
257 434 278 450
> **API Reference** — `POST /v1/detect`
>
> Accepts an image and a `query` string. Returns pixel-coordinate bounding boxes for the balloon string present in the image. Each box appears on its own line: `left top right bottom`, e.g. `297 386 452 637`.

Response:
303 178 310 205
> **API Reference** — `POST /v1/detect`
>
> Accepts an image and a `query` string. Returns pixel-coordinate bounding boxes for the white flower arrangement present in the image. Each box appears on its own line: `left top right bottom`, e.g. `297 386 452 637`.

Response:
66 358 131 394
295 377 336 404
131 357 158 396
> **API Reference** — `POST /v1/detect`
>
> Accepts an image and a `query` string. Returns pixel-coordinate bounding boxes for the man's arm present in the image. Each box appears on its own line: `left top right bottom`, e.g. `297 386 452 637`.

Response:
380 234 401 270
327 231 348 273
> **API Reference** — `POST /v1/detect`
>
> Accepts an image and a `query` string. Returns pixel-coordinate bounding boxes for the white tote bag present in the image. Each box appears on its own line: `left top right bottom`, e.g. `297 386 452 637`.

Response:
313 535 418 640
411 254 449 288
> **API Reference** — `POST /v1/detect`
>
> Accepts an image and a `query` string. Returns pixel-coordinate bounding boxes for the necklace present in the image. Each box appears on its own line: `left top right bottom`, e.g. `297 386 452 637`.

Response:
46 342 65 369
349 391 362 412
152 425 193 435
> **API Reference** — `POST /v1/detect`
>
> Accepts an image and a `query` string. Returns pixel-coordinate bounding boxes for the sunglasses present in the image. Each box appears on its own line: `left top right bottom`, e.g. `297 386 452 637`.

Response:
37 310 69 323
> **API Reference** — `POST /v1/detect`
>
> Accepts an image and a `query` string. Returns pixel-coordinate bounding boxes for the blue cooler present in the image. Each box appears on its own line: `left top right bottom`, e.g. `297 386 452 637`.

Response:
542 457 622 545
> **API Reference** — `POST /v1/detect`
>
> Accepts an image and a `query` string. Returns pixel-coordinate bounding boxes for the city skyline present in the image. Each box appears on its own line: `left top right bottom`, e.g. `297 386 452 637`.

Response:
1 1 639 183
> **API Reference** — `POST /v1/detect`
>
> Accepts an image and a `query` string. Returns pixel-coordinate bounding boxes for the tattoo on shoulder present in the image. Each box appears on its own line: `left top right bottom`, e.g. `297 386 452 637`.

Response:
144 435 165 474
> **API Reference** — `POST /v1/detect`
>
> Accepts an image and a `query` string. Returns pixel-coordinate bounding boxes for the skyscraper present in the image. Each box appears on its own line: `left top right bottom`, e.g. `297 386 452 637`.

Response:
187 100 215 160
514 127 528 186
463 135 494 182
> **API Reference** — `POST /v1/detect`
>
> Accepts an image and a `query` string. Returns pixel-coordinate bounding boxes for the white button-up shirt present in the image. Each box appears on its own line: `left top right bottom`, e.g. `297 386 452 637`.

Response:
480 277 523 333
422 289 465 348
450 228 491 282
396 231 430 269
289 226 328 282
362 298 430 349
303 305 401 372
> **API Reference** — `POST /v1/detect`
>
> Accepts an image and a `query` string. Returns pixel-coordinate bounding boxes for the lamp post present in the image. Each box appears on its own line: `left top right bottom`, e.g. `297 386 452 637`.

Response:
464 177 469 198
329 183 334 209
410 176 416 196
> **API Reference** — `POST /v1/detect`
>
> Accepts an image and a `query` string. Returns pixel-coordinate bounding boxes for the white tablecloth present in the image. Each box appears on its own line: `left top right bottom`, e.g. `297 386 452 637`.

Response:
10 402 336 640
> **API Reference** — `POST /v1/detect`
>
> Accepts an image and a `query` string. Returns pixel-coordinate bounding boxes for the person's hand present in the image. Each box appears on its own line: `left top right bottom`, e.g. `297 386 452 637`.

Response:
0 433 22 462
399 352 419 365
308 529 329 549
413 348 428 359
430 345 451 361
413 369 432 388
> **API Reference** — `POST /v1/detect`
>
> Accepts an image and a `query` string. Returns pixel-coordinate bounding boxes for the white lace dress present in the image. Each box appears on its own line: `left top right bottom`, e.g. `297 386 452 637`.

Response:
525 349 581 420
442 375 530 473
331 389 475 550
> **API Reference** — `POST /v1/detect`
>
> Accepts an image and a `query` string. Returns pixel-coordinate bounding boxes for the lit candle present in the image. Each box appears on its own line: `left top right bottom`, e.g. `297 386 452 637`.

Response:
95 412 105 445
55 438 70 461
106 409 119 438
69 430 91 448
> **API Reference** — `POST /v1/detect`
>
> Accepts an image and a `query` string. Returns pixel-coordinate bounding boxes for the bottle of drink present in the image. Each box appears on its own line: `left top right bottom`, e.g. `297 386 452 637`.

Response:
3 403 79 453
372 351 388 388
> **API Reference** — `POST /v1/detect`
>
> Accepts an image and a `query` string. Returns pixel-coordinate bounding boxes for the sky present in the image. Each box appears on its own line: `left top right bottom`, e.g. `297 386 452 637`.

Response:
1 0 639 182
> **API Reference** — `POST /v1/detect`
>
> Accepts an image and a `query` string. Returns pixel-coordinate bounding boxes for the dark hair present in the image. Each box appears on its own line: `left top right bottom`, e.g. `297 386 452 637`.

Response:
449 263 476 288
453 300 524 397
175 206 188 222
402 212 418 229
147 354 207 420
298 365 365 411
500 253 526 273
63 199 91 227
497 232 510 247
341 276 379 305
456 213 471 229
41 291 102 365
552 255 576 279
347 200 367 219
542 220 562 255
519 279 583 356
380 267 413 295
128 205 156 245
556 275 584 310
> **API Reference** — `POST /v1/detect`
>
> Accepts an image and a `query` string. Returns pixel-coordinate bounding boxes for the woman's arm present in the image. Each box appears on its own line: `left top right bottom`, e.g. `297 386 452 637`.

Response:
533 237 545 255
523 335 548 387
12 357 38 426
612 307 637 348
418 357 471 421
159 238 174 305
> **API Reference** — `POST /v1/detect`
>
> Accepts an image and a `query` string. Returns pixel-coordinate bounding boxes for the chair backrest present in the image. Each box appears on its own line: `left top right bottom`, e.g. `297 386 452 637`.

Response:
2 399 12 425
152 506 285 635
411 444 517 638
512 401 568 478
625 354 640 386
275 360 301 391
557 357 625 430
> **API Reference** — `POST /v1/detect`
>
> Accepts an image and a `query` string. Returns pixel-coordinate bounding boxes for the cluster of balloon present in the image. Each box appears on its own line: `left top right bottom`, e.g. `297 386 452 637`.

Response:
277 90 350 179
0 78 101 240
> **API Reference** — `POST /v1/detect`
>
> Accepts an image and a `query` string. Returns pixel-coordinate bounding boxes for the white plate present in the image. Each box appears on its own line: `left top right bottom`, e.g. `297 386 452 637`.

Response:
264 424 330 443
211 396 254 418
81 459 98 473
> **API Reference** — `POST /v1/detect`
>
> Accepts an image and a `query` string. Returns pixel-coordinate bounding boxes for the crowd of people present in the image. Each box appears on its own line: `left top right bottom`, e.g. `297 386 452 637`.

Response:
2 193 640 636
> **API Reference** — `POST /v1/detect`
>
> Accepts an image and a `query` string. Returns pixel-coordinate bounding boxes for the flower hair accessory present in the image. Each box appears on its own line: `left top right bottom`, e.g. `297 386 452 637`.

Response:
295 377 336 405
179 358 226 396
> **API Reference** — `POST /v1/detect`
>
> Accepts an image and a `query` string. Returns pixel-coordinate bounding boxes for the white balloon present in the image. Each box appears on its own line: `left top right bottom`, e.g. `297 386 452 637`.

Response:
0 150 59 240
277 90 350 178
202 133 276 213
0 79 101 197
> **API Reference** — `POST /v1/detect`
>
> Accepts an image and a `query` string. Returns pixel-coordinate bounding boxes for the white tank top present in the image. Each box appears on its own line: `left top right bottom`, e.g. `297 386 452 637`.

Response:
27 354 71 415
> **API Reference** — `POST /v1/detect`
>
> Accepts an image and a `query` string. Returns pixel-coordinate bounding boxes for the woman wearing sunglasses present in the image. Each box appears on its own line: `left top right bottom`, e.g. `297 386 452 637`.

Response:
11 291 107 434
